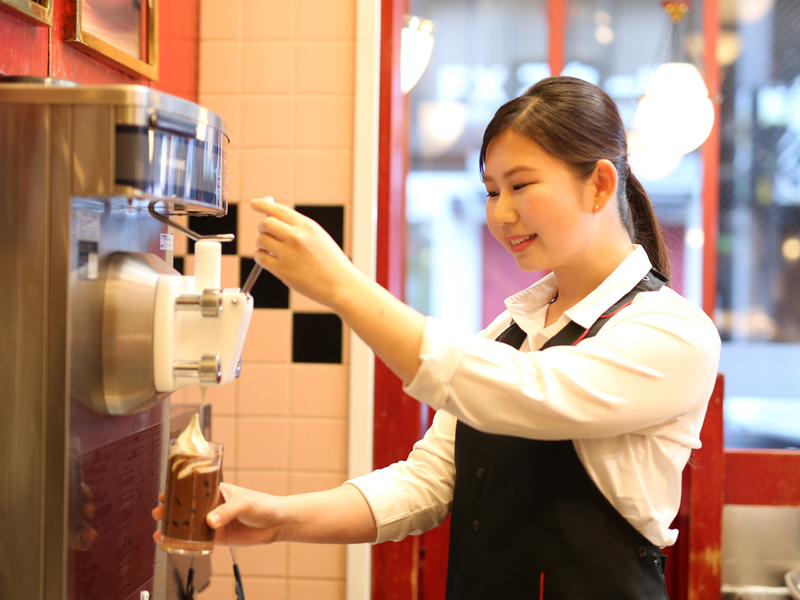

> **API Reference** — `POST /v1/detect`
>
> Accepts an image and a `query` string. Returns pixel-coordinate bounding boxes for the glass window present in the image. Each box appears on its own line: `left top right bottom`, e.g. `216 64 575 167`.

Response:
406 0 547 334
405 0 800 450
716 0 800 449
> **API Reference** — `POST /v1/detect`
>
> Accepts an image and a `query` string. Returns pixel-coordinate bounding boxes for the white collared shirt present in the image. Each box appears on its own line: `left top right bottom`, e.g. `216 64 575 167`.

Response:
349 247 721 548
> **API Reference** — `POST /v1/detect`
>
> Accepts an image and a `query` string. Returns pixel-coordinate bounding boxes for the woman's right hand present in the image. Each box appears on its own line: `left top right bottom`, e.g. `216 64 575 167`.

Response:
204 482 286 546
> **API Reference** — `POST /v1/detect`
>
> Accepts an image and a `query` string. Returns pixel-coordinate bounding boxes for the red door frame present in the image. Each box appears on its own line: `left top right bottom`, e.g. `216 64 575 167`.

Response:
372 0 421 599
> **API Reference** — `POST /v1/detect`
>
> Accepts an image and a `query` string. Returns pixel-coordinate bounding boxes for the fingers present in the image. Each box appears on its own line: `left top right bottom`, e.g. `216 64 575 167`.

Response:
251 197 299 223
207 483 234 530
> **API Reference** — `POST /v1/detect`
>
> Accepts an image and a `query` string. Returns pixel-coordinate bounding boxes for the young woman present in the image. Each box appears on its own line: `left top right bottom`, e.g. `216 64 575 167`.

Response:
154 76 721 599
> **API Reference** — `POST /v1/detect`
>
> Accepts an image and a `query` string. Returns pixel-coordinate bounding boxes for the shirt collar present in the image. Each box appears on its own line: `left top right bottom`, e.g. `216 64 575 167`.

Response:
503 246 653 332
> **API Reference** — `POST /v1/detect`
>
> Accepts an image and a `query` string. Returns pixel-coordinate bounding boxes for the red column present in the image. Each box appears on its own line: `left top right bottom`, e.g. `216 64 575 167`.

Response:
548 0 566 76
372 0 422 598
701 0 721 318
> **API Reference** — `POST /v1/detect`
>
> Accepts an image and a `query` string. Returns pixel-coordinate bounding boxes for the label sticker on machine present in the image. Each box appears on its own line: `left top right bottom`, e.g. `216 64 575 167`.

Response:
160 233 174 251
74 209 101 242
78 241 99 280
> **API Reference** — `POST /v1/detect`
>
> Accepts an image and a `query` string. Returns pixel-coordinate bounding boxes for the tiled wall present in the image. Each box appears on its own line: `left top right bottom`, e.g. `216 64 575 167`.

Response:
171 1 358 598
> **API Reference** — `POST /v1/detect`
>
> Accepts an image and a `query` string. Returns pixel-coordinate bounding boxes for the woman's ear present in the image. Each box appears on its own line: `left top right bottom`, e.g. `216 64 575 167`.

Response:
586 159 618 213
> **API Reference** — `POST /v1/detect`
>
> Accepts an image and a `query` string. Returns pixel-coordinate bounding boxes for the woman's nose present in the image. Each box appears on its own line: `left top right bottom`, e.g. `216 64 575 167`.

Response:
491 191 518 226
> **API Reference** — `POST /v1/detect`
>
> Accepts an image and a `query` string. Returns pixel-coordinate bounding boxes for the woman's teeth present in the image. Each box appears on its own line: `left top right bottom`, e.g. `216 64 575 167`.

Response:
510 234 534 246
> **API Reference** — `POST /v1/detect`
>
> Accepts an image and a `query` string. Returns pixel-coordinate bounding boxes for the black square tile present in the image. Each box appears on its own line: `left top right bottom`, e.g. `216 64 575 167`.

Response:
295 205 344 249
240 257 289 309
188 204 238 255
292 313 342 364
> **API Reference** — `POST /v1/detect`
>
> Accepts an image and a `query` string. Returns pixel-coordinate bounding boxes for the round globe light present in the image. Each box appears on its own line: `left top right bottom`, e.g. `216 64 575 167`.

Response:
635 63 715 156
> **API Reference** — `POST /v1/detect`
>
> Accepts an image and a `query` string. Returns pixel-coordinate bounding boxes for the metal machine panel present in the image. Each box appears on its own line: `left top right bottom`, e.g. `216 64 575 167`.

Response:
0 100 51 600
0 82 228 600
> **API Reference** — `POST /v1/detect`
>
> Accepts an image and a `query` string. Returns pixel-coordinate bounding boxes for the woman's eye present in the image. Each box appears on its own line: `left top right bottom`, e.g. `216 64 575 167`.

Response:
513 183 532 191
486 190 499 198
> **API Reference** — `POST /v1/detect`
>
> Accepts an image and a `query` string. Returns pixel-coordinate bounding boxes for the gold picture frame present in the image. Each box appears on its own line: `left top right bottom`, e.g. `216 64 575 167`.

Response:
64 0 158 80
0 0 53 26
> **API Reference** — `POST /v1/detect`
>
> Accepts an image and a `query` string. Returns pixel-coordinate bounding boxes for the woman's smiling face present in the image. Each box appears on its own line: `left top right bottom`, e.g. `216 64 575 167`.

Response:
483 127 593 273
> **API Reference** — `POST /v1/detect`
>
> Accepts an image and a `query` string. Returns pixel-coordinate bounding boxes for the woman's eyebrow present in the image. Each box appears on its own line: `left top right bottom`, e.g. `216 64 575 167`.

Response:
483 165 540 183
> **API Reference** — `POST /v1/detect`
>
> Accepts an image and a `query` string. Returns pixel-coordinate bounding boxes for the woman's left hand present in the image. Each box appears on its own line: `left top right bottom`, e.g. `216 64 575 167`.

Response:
251 197 363 310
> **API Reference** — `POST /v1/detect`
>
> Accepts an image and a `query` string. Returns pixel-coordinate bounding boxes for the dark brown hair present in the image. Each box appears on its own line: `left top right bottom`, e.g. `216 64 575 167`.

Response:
479 76 671 279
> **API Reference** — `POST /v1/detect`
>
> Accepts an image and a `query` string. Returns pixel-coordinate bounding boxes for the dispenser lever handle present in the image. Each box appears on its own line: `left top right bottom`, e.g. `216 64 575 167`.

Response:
148 201 234 243
241 264 262 296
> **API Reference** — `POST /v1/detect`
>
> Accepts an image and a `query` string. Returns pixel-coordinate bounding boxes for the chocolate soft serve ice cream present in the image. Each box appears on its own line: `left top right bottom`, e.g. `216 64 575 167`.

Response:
160 414 223 554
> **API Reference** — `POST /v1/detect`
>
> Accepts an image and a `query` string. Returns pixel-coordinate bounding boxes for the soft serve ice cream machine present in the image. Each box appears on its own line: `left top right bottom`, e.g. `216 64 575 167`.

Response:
0 80 254 599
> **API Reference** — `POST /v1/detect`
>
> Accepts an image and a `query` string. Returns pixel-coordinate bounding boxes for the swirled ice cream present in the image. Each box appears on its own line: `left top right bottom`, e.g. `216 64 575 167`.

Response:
161 413 223 554
168 414 218 479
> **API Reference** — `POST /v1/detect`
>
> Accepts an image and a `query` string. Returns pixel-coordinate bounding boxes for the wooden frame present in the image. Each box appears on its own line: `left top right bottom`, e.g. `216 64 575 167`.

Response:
0 0 53 26
63 0 158 80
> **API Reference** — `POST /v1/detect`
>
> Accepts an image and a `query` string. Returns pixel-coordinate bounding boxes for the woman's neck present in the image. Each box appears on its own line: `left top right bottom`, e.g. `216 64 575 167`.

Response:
544 241 636 327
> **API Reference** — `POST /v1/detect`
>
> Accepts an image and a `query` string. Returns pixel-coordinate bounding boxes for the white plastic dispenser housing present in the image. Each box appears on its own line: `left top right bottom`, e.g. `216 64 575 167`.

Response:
153 239 253 392
150 207 254 395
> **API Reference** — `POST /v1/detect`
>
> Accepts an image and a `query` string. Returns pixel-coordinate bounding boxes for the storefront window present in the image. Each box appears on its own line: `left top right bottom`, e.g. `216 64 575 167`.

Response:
406 0 800 449
716 0 800 448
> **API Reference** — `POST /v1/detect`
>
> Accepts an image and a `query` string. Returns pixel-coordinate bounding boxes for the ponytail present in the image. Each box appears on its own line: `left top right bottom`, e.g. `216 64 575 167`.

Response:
623 170 671 281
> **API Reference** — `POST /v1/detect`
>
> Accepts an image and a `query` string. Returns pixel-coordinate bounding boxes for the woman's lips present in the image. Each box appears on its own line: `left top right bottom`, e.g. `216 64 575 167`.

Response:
508 234 536 253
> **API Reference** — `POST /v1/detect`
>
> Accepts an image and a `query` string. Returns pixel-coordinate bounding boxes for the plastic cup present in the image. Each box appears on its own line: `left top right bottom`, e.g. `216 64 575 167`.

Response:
160 440 223 555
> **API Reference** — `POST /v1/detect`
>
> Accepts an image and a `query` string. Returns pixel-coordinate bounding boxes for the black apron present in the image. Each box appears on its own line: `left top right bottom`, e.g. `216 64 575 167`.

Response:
446 271 670 600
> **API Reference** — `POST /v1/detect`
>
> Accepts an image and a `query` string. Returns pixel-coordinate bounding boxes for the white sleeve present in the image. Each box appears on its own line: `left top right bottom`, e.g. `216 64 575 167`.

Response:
403 294 721 441
346 409 457 543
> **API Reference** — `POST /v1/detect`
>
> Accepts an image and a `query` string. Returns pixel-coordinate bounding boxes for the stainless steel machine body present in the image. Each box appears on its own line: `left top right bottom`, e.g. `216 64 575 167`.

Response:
0 82 228 600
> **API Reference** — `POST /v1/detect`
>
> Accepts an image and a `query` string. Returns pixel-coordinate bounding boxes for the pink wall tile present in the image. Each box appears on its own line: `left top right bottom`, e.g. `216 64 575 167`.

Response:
182 254 195 277
199 41 241 94
289 292 329 313
200 0 241 41
289 419 348 471
295 0 355 40
289 579 346 600
197 0 360 594
240 577 287 600
210 543 234 575
243 0 293 41
183 383 236 416
236 542 287 577
236 200 264 257
212 415 237 469
196 574 234 600
236 471 289 496
294 96 354 148
240 96 293 147
221 255 240 288
242 310 292 362
295 42 355 94
238 363 290 416
288 472 347 495
287 543 346 578
237 417 289 469
290 365 348 418
240 150 294 204
294 150 353 204
242 42 293 94
173 215 189 255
